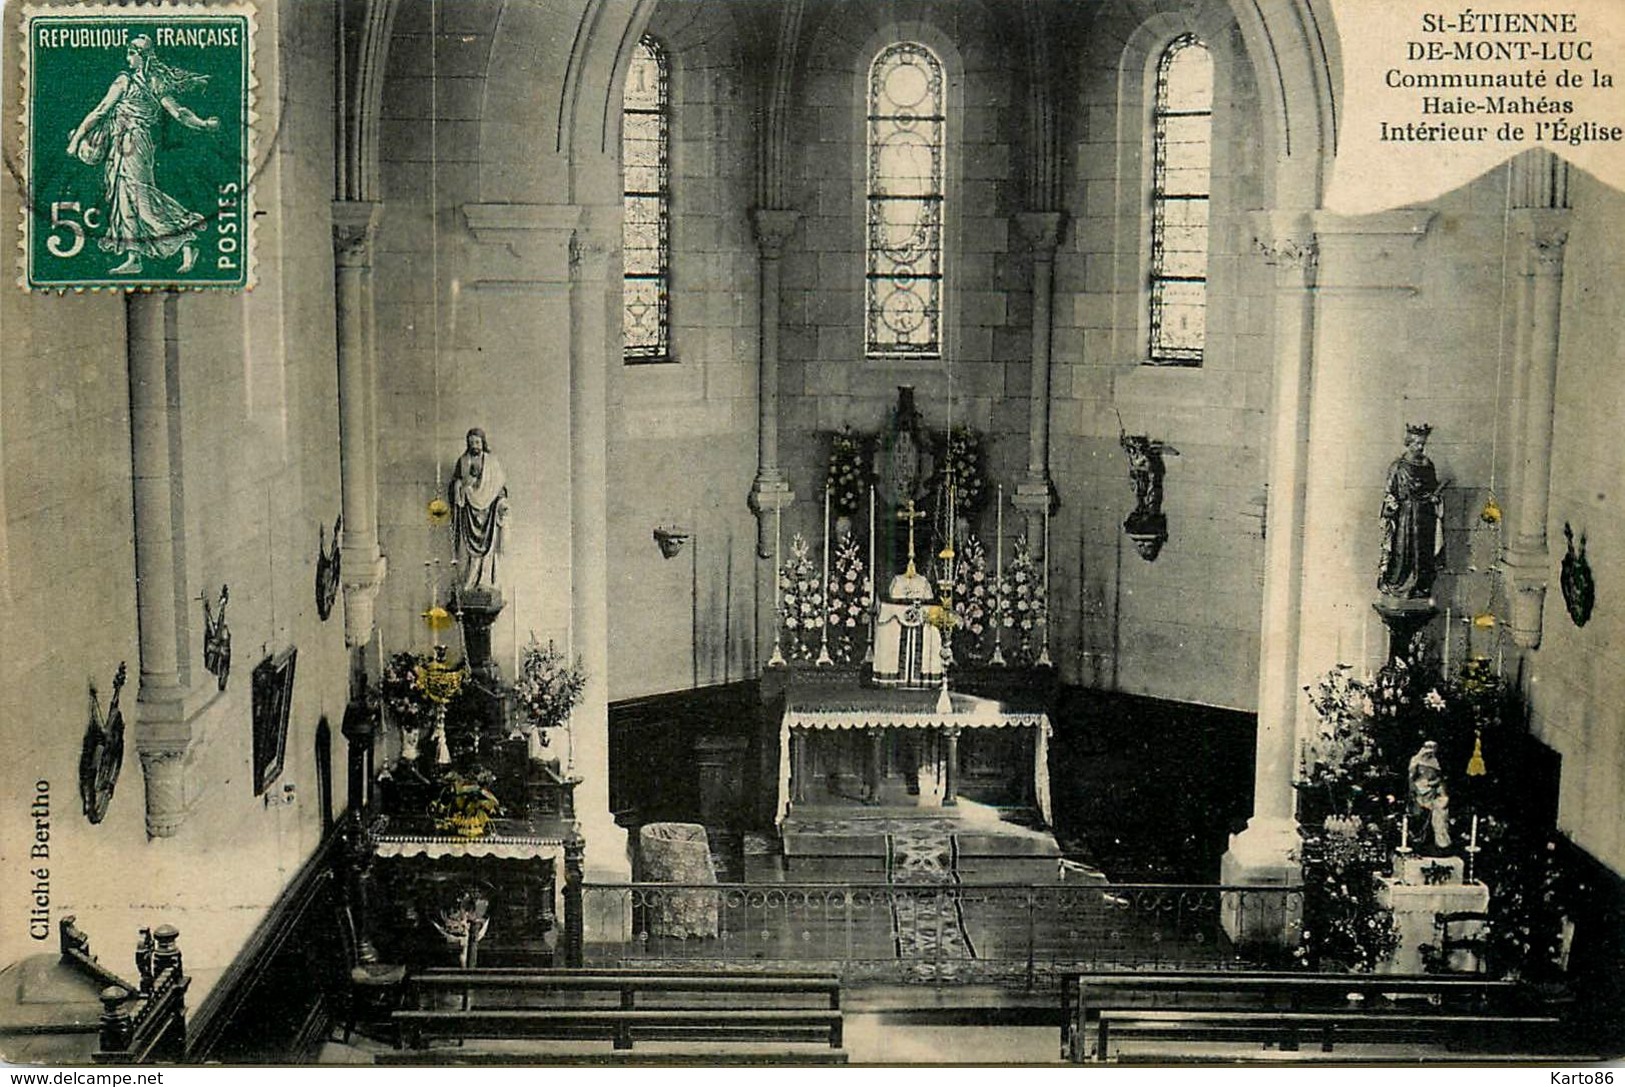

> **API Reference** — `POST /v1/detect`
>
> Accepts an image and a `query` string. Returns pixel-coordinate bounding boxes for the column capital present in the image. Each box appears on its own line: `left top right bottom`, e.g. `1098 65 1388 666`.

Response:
752 208 802 258
1010 479 1055 516
748 478 796 514
1014 210 1065 255
341 554 389 649
1498 548 1551 649
331 200 381 266
137 745 189 839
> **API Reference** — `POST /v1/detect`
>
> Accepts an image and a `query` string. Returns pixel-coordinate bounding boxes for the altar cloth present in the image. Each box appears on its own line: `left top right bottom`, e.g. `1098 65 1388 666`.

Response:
776 691 1052 827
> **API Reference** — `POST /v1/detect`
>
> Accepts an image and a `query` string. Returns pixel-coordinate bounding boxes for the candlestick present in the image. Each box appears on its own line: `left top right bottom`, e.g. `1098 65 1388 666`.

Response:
991 484 1006 667
868 485 876 580
865 485 877 665
769 502 786 667
816 486 833 666
1037 500 1053 667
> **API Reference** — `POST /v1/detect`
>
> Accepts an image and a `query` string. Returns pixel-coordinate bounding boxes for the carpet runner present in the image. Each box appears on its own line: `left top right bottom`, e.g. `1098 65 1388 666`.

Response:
886 825 976 979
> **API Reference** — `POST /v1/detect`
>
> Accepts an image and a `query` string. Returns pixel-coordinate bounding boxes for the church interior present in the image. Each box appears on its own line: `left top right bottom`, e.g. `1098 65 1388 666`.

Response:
2 0 1623 1067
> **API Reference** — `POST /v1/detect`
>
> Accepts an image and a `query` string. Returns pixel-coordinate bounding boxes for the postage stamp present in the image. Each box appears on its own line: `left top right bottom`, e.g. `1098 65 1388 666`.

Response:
20 3 255 291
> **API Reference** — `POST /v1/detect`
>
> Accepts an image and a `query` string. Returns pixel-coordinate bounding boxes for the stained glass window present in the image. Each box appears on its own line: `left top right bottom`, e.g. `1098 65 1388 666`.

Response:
866 43 945 359
623 37 671 363
1148 35 1212 366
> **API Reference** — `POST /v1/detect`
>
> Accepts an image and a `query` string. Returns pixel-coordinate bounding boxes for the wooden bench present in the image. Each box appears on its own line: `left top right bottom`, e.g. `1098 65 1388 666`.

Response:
1094 1008 1560 1061
392 968 844 1059
1062 971 1555 1062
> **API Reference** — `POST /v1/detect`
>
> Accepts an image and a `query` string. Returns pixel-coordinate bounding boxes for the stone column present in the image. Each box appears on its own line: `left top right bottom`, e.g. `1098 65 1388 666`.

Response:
747 209 800 558
126 292 192 838
1501 207 1570 649
1010 212 1064 544
569 208 631 880
1221 212 1317 902
332 200 388 651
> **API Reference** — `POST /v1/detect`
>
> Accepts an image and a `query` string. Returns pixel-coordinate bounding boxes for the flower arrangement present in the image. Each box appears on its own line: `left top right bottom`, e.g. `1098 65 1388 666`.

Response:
432 768 502 838
825 531 872 664
379 650 436 729
515 637 587 734
1000 534 1047 665
778 533 824 661
825 425 869 518
935 426 986 521
950 534 993 663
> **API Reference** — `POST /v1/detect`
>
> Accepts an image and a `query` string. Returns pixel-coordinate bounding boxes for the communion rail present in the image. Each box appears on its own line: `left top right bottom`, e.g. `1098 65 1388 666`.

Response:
573 882 1303 987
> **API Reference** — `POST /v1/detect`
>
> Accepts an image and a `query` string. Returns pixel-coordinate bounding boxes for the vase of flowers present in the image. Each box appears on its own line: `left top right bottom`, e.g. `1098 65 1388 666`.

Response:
1001 534 1047 665
825 424 869 522
825 529 872 664
379 650 437 762
432 768 502 838
515 637 588 762
778 533 824 662
951 534 993 663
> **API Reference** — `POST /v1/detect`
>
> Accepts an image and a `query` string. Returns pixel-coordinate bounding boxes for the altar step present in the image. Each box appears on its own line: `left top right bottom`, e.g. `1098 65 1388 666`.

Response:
773 806 1063 886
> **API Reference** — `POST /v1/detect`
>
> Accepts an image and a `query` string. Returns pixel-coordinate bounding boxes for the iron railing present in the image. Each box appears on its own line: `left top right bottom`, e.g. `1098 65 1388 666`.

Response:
574 881 1304 987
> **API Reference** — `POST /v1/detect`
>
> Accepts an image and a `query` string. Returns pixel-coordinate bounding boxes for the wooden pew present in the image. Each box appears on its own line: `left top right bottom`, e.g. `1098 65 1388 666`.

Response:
1061 971 1558 1063
389 967 845 1061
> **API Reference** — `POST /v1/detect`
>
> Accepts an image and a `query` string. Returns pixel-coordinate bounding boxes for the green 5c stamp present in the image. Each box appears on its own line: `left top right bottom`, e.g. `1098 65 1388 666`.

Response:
21 4 255 290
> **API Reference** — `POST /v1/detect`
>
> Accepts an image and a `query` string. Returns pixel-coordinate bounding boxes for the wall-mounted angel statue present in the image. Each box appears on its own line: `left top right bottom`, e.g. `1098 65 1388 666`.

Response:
1119 419 1179 561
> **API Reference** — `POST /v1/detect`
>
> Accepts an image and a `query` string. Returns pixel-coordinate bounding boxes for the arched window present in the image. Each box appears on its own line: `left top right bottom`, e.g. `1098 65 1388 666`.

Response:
1147 35 1212 366
623 37 671 363
866 42 945 359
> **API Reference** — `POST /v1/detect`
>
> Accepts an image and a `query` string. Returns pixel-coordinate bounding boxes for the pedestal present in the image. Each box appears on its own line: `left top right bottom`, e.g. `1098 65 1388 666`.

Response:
456 590 505 682
1219 817 1304 950
1372 595 1438 663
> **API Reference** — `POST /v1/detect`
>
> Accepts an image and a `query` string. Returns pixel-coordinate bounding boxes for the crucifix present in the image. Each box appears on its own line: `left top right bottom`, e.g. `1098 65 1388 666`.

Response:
896 499 926 578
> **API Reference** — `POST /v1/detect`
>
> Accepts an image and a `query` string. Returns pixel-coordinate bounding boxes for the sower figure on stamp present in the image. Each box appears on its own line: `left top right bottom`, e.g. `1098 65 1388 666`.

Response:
66 34 219 275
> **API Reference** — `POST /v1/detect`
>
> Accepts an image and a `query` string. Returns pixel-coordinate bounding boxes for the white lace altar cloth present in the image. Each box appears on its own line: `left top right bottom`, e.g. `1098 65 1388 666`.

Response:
776 696 1052 827
372 833 566 861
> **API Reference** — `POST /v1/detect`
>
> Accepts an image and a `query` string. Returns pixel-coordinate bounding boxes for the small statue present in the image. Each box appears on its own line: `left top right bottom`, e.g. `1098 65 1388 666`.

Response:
1408 739 1452 853
448 428 510 593
1119 426 1178 562
1378 423 1447 599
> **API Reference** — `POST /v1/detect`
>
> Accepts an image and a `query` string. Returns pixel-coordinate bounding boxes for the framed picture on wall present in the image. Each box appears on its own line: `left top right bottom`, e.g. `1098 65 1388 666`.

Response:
252 646 298 796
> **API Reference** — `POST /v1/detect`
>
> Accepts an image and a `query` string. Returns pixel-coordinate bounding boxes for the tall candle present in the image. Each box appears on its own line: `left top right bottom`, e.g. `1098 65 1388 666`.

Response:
774 502 783 610
822 485 831 618
1042 502 1051 602
869 485 876 583
1400 815 1409 851
1443 607 1452 675
1470 814 1479 850
512 585 519 677
995 485 1004 580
